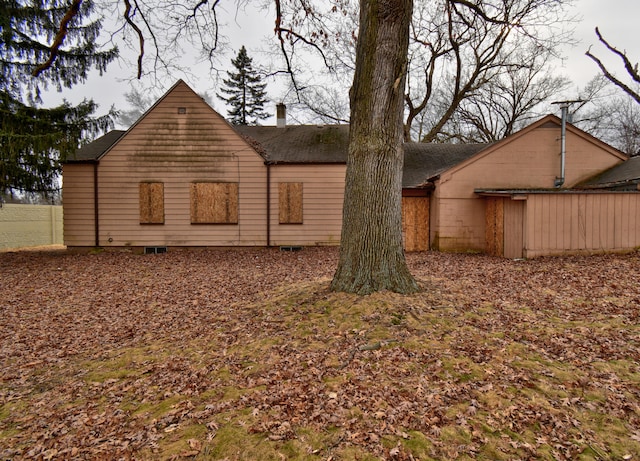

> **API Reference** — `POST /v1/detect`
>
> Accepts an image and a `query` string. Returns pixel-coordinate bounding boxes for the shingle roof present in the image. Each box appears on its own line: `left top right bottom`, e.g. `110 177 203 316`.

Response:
68 125 490 188
237 125 489 187
579 155 640 189
403 142 489 187
235 125 349 163
65 130 126 162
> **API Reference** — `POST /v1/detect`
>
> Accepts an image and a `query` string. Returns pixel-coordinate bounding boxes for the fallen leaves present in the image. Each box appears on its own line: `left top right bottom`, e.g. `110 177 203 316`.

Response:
0 248 639 459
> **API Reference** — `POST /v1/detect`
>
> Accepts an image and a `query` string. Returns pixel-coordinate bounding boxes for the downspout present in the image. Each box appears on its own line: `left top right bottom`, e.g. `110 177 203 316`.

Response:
93 162 99 247
266 162 271 247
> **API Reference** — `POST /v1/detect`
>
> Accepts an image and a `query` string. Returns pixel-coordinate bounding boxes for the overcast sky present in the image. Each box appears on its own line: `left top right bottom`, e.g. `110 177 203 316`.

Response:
42 0 639 126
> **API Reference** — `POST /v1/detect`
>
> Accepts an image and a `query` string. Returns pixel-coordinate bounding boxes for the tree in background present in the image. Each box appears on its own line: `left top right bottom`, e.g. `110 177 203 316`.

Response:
442 48 572 143
265 0 574 142
0 0 117 198
404 0 573 142
217 46 269 125
117 88 214 129
570 76 640 157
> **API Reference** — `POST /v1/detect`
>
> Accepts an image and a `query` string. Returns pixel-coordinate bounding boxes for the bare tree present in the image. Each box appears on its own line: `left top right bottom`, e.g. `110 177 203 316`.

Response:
586 27 640 105
405 0 574 141
117 87 157 128
449 47 572 142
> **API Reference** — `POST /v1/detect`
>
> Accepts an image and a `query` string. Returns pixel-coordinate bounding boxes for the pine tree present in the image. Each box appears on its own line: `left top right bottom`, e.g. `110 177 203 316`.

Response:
0 0 117 198
217 46 269 125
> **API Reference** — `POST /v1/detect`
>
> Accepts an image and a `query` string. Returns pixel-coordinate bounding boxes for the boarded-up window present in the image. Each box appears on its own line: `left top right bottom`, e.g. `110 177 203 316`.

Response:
190 182 239 224
279 182 303 224
139 182 164 224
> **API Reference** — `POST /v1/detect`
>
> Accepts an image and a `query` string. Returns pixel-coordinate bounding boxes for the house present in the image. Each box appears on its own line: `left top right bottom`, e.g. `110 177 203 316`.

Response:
63 80 640 257
63 80 269 249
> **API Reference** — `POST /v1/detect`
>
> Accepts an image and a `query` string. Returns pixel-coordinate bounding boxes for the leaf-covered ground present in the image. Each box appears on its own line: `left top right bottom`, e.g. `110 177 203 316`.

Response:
0 247 639 460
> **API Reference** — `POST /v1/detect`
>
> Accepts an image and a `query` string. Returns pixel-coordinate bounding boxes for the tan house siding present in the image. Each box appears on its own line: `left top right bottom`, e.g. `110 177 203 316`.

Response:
92 81 267 247
431 120 626 252
269 164 346 246
62 163 96 246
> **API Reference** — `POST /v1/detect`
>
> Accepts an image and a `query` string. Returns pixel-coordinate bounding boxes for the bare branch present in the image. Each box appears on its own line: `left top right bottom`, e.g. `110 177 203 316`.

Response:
586 30 640 105
274 0 302 98
277 27 331 69
449 0 509 25
32 0 82 77
594 27 640 84
123 0 145 79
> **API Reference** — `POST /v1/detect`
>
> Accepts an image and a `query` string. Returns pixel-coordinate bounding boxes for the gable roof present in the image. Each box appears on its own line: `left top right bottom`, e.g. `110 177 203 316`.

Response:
64 80 259 164
66 130 126 163
579 155 640 189
437 114 628 180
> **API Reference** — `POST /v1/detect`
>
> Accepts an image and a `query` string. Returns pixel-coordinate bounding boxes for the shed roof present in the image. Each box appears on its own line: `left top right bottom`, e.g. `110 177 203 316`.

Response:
579 155 640 189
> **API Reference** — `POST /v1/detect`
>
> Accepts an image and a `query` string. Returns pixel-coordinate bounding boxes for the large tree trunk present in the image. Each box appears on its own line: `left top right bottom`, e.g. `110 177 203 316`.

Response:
330 0 418 295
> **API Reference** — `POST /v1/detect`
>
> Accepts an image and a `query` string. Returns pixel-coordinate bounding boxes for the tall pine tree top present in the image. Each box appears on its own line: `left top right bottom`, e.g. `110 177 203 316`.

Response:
217 46 269 125
0 0 117 198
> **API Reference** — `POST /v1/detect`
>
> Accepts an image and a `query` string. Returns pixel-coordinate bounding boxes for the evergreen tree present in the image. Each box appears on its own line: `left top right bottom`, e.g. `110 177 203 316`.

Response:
217 46 269 125
0 0 117 198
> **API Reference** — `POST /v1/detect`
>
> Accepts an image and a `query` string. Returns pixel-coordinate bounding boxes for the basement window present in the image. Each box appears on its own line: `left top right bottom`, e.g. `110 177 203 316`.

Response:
144 246 167 254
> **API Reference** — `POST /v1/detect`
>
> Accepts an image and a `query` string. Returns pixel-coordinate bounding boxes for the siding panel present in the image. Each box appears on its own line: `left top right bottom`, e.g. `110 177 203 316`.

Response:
62 164 96 246
524 193 640 258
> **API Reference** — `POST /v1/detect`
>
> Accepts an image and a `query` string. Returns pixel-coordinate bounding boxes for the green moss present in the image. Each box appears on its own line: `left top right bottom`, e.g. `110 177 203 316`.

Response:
400 430 435 458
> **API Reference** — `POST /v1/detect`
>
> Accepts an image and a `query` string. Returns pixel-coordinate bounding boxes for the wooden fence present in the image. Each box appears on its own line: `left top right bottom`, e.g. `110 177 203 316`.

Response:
486 192 640 258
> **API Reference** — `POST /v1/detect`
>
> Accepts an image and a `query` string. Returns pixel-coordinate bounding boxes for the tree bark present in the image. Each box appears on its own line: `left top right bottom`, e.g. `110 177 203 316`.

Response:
330 0 418 295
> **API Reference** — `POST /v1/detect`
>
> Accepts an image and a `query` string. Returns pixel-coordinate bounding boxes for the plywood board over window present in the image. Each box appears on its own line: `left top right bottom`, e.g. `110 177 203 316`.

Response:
279 182 303 224
191 182 239 224
139 182 164 224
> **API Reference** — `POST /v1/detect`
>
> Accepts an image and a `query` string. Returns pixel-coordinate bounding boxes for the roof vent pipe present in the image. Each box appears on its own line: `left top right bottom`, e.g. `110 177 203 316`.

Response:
552 100 583 188
276 103 286 128
555 104 568 188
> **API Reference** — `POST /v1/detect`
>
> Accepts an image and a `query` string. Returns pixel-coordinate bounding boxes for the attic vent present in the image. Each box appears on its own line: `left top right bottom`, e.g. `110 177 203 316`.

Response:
144 246 167 254
177 107 187 114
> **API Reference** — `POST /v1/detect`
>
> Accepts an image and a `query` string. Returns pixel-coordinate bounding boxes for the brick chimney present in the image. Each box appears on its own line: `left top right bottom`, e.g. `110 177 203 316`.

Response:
276 103 286 128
